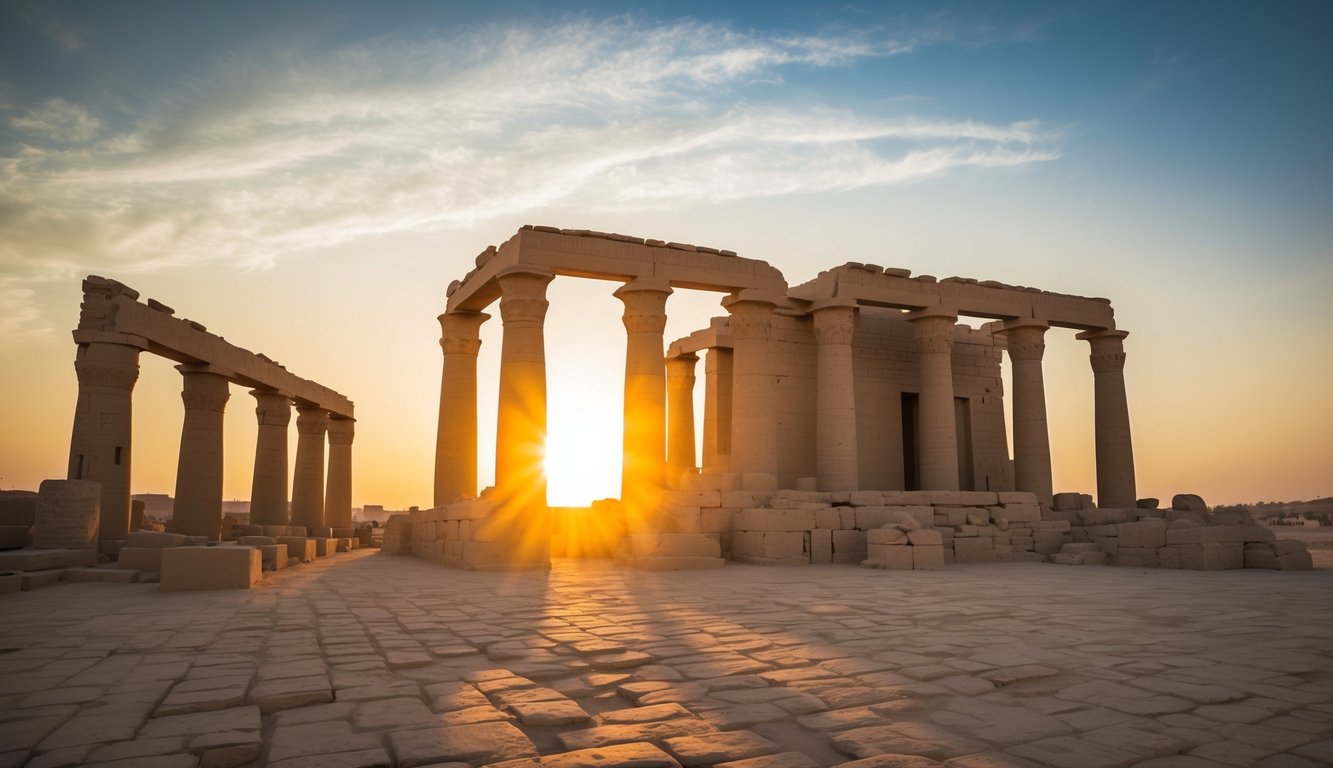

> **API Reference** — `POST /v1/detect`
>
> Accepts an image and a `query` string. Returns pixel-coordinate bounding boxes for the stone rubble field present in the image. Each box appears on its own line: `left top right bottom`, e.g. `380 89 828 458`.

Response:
1 550 1330 768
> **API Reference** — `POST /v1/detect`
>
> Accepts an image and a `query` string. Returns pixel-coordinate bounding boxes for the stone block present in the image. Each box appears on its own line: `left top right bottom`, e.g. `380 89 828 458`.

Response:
865 544 914 570
865 527 908 545
0 548 95 571
1276 550 1313 570
848 491 883 506
734 508 815 532
964 511 989 527
0 571 22 593
1034 530 1065 555
629 534 721 559
958 491 999 506
1116 522 1141 548
1157 545 1180 568
1272 539 1307 555
0 526 29 550
117 546 166 571
953 537 996 564
740 473 778 492
761 532 804 560
1177 543 1242 571
259 544 288 569
0 491 38 526
700 508 734 534
1138 518 1167 548
1115 547 1160 567
1002 503 1042 523
1136 497 1160 509
939 507 968 527
278 537 317 562
287 525 308 536
239 535 277 546
812 507 841 529
127 531 189 548
809 529 832 564
312 538 336 557
912 545 944 570
1051 492 1087 511
954 525 978 538
831 529 866 563
1172 493 1208 512
907 529 943 546
34 479 100 549
1243 545 1277 569
160 546 261 590
1236 525 1276 543
61 566 140 583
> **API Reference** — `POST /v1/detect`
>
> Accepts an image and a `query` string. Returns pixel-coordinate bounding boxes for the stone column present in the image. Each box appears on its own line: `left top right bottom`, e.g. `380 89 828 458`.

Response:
67 340 141 543
493 266 555 567
249 390 291 527
701 346 733 473
291 404 328 533
909 308 960 491
171 365 231 540
724 292 780 489
1077 328 1136 508
325 417 355 529
812 301 859 492
615 278 672 525
1004 320 1053 506
665 353 698 487
435 311 489 507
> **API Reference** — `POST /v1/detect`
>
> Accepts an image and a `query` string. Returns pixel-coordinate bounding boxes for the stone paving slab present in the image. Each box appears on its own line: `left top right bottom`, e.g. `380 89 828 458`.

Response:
0 550 1329 767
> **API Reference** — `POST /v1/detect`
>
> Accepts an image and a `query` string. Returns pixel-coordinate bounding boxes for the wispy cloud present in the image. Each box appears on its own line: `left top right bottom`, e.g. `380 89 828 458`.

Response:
16 5 85 54
0 17 1056 293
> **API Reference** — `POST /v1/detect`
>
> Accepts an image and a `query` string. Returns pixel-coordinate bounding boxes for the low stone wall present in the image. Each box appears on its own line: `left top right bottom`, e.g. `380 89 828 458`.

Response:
406 499 516 570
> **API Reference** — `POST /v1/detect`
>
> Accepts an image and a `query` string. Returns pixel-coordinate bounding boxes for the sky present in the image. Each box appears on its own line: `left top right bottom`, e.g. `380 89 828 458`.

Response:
1 1 1329 510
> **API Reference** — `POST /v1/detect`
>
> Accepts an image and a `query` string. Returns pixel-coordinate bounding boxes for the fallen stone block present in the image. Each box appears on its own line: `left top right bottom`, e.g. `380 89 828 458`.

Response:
1272 539 1307 556
1243 544 1278 569
61 566 140 583
865 527 907 545
258 544 288 570
1276 550 1313 570
127 531 189 548
0 571 20 594
160 546 262 591
238 535 276 546
278 537 317 562
117 546 166 571
1172 493 1208 512
1138 518 1167 548
953 537 995 564
20 569 63 590
0 548 97 571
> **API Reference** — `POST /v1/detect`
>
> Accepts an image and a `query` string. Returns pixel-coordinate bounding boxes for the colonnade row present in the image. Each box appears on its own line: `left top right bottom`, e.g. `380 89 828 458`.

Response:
68 341 355 542
681 304 1136 508
434 269 1136 517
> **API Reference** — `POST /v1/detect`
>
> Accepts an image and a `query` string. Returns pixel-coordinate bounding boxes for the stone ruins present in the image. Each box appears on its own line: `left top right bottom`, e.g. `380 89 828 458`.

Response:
418 225 1311 572
0 275 364 593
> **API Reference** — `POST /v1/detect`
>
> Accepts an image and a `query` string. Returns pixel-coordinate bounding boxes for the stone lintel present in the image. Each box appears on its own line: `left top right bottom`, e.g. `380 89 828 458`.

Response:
447 227 789 314
74 282 352 418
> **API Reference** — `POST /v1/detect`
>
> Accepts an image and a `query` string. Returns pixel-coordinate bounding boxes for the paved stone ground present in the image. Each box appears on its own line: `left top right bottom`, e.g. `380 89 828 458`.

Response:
1 551 1331 768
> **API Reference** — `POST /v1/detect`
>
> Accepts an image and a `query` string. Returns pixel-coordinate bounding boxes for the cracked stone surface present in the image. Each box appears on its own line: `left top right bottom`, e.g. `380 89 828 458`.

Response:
0 549 1329 767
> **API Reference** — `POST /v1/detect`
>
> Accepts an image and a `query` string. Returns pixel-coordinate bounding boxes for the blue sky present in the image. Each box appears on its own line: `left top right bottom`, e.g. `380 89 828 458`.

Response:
1 1 1329 505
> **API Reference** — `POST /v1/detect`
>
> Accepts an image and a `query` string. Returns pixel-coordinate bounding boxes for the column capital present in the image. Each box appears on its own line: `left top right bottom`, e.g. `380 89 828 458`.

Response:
74 341 141 390
615 278 672 335
439 311 490 356
251 389 292 426
811 302 858 346
295 404 329 436
665 354 698 384
1002 320 1049 363
327 416 355 446
177 365 230 413
723 291 780 342
497 266 554 327
1077 328 1129 373
909 311 958 356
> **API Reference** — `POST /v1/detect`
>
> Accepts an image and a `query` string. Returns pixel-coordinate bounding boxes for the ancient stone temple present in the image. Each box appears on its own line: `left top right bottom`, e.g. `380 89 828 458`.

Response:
66 276 355 548
428 226 1137 571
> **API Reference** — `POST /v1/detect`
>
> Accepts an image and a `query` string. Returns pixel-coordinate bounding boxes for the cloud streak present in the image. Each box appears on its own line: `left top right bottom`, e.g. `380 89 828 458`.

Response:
0 16 1056 288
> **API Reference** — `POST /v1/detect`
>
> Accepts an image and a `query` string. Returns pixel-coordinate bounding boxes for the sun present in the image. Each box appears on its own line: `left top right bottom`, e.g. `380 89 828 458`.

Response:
543 384 624 506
